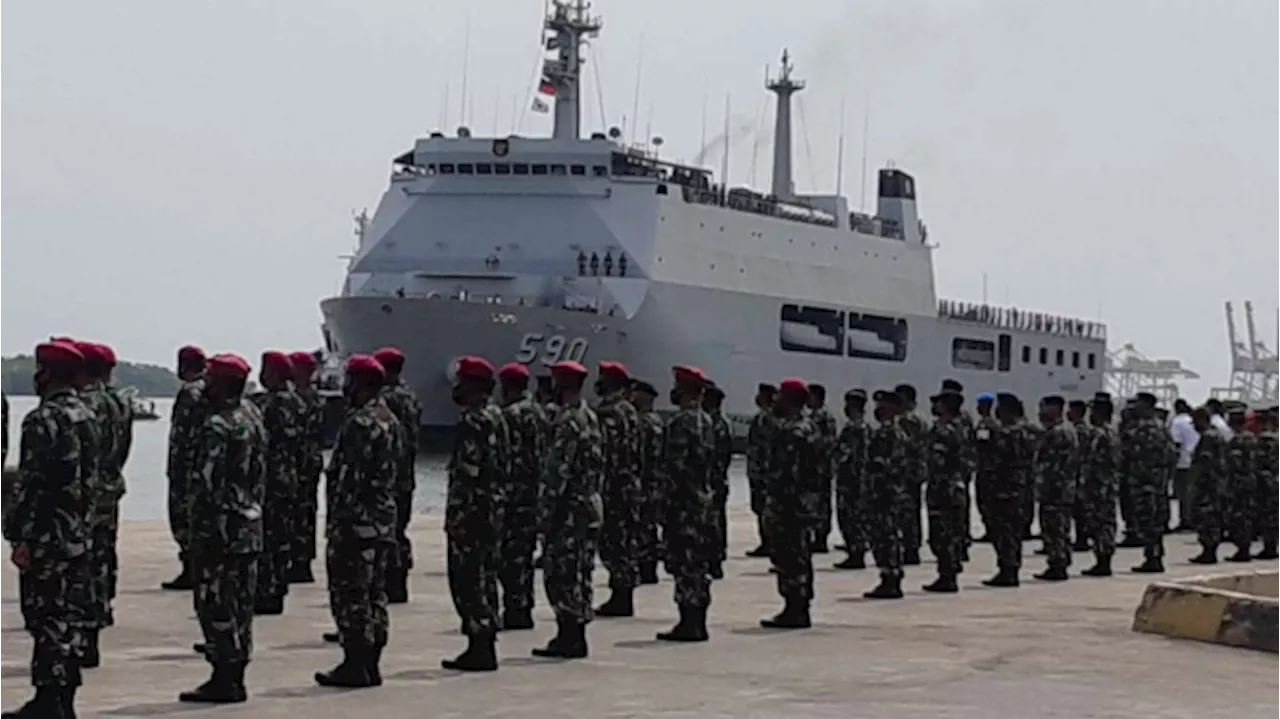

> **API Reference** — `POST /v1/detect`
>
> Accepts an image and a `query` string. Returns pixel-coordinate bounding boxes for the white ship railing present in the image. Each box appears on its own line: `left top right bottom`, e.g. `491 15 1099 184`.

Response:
937 299 1106 341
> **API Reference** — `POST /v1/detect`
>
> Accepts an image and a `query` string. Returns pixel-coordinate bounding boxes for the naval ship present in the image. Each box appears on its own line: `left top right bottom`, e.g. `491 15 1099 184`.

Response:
320 0 1107 436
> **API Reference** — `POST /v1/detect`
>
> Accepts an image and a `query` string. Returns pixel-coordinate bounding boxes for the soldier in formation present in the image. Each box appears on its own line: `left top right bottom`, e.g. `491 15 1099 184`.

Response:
893 384 926 566
922 389 968 592
1223 408 1258 563
862 389 909 599
832 389 869 570
1066 399 1091 552
373 347 422 604
1032 396 1079 581
630 380 665 584
760 377 820 628
163 345 207 590
1120 393 1169 573
1079 396 1119 576
595 361 644 616
1254 408 1279 560
1189 407 1228 564
981 393 1031 587
744 384 776 558
496 362 548 629
971 392 998 541
703 383 732 579
804 384 837 554
287 351 326 584
250 351 304 615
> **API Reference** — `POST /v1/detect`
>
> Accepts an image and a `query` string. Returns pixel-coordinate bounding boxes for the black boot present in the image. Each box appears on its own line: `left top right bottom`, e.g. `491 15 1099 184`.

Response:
759 599 811 628
287 561 315 584
1226 546 1253 563
903 548 921 565
2 685 63 718
83 629 101 669
254 596 284 616
315 646 376 688
596 587 635 617
1081 554 1112 577
833 553 866 570
1255 543 1278 560
58 685 77 719
922 573 958 593
386 569 409 604
745 544 770 558
180 662 248 703
863 574 904 599
502 608 534 631
367 645 383 685
1034 565 1069 582
441 633 498 672
161 561 194 591
532 617 588 659
639 562 660 584
322 631 340 643
656 605 710 642
982 567 1020 587
1188 547 1218 565
1130 556 1165 574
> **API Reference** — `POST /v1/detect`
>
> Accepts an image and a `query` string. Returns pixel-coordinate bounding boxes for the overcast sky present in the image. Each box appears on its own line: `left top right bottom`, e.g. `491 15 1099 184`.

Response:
3 0 1276 397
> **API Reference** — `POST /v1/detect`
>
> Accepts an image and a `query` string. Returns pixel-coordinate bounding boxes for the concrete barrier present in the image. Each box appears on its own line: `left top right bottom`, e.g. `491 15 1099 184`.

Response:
1132 570 1278 653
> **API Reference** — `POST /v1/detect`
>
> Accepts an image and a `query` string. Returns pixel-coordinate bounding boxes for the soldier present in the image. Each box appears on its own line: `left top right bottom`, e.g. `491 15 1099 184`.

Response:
163 345 207 590
313 355 400 687
972 393 999 541
287 351 325 584
2 391 8 466
630 380 665 584
805 384 838 553
178 353 264 704
1253 408 1279 560
535 374 557 415
655 365 714 642
982 393 1030 587
1080 397 1120 576
1223 408 1257 563
833 389 869 570
3 342 96 718
703 383 732 578
533 360 603 659
250 351 303 615
1116 402 1143 548
496 362 548 630
939 379 974 557
1189 407 1228 565
595 361 645 615
1066 399 1091 552
745 383 777 557
863 390 909 599
372 347 422 604
1121 392 1169 573
1032 396 1079 581
760 377 822 627
923 390 968 592
893 383 926 565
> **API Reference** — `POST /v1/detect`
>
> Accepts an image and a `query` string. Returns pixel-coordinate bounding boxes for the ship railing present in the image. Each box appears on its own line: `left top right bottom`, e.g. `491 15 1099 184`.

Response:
364 289 607 315
937 298 1107 341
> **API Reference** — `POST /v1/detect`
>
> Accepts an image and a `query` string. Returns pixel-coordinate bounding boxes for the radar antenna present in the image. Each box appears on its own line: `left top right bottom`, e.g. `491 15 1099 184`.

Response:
766 49 805 200
542 0 602 141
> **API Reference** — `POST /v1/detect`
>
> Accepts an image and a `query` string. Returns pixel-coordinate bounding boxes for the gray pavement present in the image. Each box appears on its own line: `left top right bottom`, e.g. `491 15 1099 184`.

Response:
3 511 1276 718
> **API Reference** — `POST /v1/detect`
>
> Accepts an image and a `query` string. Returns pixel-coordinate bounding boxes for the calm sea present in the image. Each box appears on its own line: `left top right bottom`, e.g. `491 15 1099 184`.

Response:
4 396 752 522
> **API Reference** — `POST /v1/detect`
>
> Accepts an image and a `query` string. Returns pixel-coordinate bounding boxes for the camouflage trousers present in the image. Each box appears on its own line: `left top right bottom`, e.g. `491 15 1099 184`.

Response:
835 472 867 556
974 472 995 535
447 534 499 636
391 486 415 575
815 472 834 548
1132 482 1168 559
868 498 904 578
256 514 292 604
500 508 539 613
327 540 390 649
20 557 91 687
543 527 599 623
1193 474 1224 550
1255 474 1279 547
748 474 770 548
988 497 1024 570
896 479 923 553
194 553 257 663
1038 502 1072 569
1226 477 1255 550
772 514 814 602
294 464 322 564
926 491 966 575
166 472 191 559
89 502 121 628
1078 488 1117 558
712 486 729 563
600 481 641 589
664 512 712 609
637 480 664 565
1118 476 1135 536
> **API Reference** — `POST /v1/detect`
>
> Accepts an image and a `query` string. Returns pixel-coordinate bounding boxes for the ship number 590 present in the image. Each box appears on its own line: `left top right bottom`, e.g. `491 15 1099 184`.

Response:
516 333 589 366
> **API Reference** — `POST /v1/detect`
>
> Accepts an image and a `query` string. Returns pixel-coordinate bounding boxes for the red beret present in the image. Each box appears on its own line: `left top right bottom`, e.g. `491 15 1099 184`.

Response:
35 341 85 368
672 364 706 384
373 347 405 372
288 351 318 370
261 350 294 375
345 354 386 379
178 345 206 363
95 343 117 367
598 360 630 379
207 353 251 379
49 336 77 344
73 341 109 368
456 355 496 381
550 360 588 377
779 377 808 393
498 362 531 380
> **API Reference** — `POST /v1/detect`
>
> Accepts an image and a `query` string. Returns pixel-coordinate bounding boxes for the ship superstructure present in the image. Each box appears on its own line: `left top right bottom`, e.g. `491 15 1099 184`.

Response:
321 0 1107 433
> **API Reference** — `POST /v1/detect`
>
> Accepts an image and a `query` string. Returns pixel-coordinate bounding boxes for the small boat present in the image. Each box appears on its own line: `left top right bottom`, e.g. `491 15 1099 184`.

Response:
119 387 160 421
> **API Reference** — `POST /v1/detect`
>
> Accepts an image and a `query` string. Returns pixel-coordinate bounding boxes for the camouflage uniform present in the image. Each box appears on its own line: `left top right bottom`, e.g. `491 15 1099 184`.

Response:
1118 416 1170 560
1191 428 1228 552
540 398 604 623
1225 430 1258 554
636 408 666 569
1253 428 1278 554
1035 420 1079 569
190 396 266 665
293 385 327 571
1069 418 1090 545
499 394 548 616
809 406 838 548
865 418 909 577
327 396 400 649
972 414 1001 535
379 380 422 583
166 378 205 561
768 414 822 602
78 382 118 631
1079 423 1119 559
444 401 506 636
597 390 644 590
833 417 869 557
896 412 929 557
746 409 774 548
926 417 969 575
249 385 305 607
990 421 1033 570
661 406 715 609
707 408 733 566
5 387 95 690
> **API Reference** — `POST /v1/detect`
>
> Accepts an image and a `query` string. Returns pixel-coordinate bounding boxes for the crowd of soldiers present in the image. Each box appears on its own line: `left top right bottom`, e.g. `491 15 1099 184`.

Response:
5 337 1278 717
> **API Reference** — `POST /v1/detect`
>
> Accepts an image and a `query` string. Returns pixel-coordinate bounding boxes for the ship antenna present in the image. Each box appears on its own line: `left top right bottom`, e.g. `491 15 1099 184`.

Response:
460 15 471 127
766 49 804 200
699 85 708 166
859 93 870 210
835 95 846 197
720 94 731 186
543 0 603 141
628 33 644 145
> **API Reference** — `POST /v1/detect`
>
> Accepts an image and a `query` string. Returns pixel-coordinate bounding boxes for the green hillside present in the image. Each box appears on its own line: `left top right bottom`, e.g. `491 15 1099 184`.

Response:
1 355 180 397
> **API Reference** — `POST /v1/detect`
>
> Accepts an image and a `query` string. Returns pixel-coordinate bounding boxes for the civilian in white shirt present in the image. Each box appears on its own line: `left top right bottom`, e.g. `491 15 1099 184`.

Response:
1206 398 1234 441
1169 399 1199 531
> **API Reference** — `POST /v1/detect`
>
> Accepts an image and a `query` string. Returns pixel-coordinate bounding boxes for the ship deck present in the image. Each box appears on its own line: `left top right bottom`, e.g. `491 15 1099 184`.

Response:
3 511 1274 718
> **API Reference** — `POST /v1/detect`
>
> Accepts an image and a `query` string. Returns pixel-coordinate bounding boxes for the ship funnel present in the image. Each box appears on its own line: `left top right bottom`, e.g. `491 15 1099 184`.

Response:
766 49 804 200
876 168 922 243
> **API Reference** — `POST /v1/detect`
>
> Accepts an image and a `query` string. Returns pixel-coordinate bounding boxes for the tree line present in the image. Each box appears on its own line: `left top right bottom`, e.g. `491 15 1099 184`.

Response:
1 355 180 397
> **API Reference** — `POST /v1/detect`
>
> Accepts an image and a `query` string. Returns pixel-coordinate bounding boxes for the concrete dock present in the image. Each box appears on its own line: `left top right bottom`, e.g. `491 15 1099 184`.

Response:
3 511 1276 718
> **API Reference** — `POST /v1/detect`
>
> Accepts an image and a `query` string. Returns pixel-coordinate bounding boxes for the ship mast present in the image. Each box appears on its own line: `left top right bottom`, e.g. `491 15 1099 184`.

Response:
543 0 602 141
766 49 804 200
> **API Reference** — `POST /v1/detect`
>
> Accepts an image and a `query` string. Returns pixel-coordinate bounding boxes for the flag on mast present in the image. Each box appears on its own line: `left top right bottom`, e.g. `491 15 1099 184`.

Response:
538 77 557 96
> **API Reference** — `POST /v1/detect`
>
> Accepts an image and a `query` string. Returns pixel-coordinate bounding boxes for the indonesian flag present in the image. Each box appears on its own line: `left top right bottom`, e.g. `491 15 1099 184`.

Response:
538 78 557 96
531 96 550 113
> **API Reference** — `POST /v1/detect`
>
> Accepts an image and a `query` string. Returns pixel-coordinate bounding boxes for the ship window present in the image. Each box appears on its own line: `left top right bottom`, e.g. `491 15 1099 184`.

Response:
1055 349 1065 366
494 163 511 175
570 164 586 176
513 163 530 175
1087 352 1097 370
1071 350 1080 368
593 165 608 177
779 304 845 356
1039 347 1048 365
951 337 995 371
532 164 549 175
1021 345 1031 363
847 312 908 362
439 163 456 174
550 164 567 175
998 334 1012 372
458 163 474 175
476 163 493 175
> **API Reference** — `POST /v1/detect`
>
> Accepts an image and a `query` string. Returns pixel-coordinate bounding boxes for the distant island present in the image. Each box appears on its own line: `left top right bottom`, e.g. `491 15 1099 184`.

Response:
1 355 180 397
